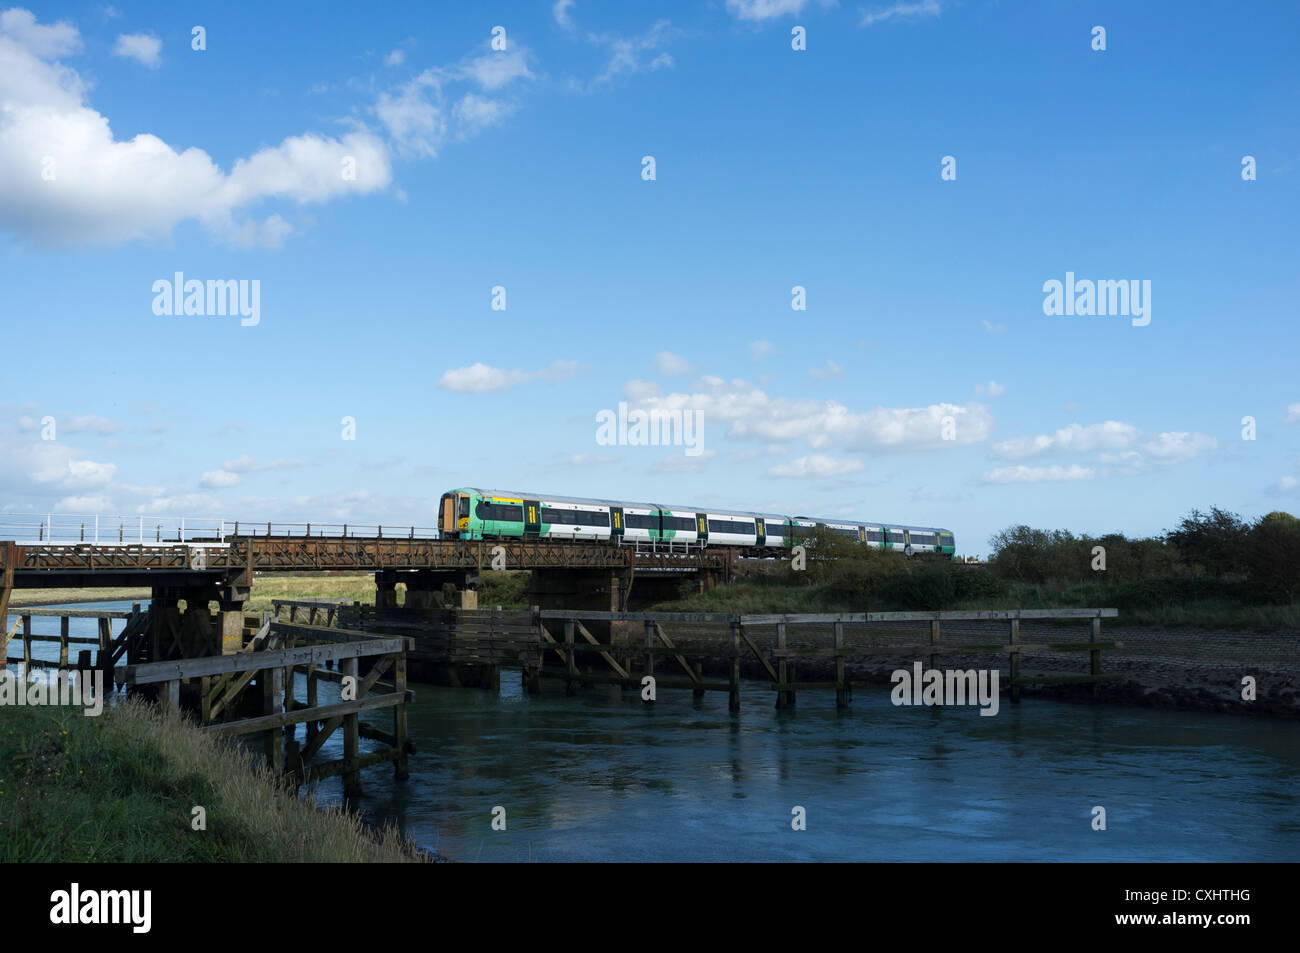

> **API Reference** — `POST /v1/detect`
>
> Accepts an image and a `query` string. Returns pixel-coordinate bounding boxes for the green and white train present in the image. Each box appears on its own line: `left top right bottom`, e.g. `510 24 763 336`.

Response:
438 488 955 557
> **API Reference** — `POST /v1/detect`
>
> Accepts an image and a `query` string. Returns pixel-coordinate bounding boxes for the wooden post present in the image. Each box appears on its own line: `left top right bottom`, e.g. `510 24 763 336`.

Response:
342 656 360 800
59 616 69 668
929 618 940 672
775 622 792 709
305 663 319 745
1090 615 1102 699
1008 617 1020 704
264 665 285 775
834 621 849 708
97 617 112 681
564 619 577 696
283 664 295 743
77 649 91 674
729 617 741 713
200 675 212 725
643 619 655 701
692 661 705 701
393 653 409 780
162 678 180 716
22 614 31 671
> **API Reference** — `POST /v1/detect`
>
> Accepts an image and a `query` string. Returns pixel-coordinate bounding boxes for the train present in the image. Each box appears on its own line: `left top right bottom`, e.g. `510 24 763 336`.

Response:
437 487 955 557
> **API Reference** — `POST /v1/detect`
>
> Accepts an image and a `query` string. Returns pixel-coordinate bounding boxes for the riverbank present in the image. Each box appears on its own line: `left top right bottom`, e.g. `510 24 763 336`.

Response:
0 697 432 862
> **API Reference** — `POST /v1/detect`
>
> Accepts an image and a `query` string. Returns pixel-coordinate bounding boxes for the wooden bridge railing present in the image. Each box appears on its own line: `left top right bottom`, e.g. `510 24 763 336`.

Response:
3 604 147 684
115 620 413 797
532 608 1122 711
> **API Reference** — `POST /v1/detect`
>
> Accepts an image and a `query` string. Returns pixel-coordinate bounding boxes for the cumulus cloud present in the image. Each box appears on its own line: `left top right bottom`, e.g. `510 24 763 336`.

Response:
992 420 1217 477
1285 402 1300 424
0 9 392 247
553 0 576 28
199 470 240 488
750 340 775 360
974 380 1005 397
654 351 692 375
384 48 405 67
767 454 864 478
624 379 662 401
982 464 1095 484
992 421 1139 460
627 376 992 452
809 360 843 381
111 32 160 67
438 360 579 393
725 0 816 20
861 0 941 28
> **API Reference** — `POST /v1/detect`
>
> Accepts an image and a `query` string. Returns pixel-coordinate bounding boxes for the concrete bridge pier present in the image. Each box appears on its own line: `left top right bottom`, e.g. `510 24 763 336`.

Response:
528 568 631 644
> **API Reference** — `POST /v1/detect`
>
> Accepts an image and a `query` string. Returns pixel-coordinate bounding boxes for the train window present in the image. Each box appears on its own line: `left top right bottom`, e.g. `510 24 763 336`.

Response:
476 501 523 521
624 513 658 530
708 519 757 535
866 531 884 542
458 497 469 518
541 507 610 527
664 516 696 531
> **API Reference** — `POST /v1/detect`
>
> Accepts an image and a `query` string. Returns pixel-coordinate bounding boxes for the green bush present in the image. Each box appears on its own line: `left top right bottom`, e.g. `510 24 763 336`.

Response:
1246 512 1300 604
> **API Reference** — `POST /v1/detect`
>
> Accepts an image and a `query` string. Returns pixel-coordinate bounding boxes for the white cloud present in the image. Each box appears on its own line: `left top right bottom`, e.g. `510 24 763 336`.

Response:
0 11 392 247
650 449 715 473
624 379 662 401
974 380 1005 397
375 47 532 157
654 351 692 375
725 0 814 20
222 455 302 473
750 340 775 360
553 0 576 29
629 377 992 452
112 32 160 68
992 421 1139 460
1285 402 1300 424
983 464 1095 484
861 0 941 28
586 19 678 87
809 360 843 380
384 48 405 67
767 454 864 478
200 470 241 488
438 360 578 393
1274 475 1299 493
981 320 1007 335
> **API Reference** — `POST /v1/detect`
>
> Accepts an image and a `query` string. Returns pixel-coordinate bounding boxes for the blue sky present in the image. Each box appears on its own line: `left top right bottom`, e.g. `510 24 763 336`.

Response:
1 0 1297 555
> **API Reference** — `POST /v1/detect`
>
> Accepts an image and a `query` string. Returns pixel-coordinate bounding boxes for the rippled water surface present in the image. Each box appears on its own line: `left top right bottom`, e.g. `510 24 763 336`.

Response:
16 604 1299 862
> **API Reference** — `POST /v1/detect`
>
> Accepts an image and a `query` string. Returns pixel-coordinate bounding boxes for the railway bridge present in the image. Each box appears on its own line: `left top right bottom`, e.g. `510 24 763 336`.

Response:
0 520 736 659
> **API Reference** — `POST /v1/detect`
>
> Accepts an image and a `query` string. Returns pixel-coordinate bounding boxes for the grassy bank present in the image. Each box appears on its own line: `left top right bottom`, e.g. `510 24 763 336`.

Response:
655 571 1300 629
0 698 426 862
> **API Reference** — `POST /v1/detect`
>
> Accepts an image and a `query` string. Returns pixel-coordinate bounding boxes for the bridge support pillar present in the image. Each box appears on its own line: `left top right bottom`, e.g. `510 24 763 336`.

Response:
219 580 249 655
374 573 399 609
403 570 442 610
529 569 621 643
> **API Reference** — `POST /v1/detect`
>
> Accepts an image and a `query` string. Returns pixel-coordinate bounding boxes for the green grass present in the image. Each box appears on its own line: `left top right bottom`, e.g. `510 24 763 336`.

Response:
0 698 427 862
655 574 1300 629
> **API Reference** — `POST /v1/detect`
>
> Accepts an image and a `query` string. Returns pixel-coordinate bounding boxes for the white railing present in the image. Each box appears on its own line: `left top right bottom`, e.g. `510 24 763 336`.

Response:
0 514 441 544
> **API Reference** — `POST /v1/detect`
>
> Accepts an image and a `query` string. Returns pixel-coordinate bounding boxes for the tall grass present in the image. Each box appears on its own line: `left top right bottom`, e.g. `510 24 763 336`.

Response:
0 698 426 862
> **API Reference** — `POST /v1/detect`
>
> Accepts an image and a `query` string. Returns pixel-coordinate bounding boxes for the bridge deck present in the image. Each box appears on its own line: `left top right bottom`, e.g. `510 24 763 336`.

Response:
0 536 734 586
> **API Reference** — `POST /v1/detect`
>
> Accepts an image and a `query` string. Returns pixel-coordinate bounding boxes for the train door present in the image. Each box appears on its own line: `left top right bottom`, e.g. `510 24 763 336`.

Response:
696 513 708 545
440 494 456 536
903 529 914 556
524 500 541 538
611 506 624 541
755 518 766 548
858 526 866 543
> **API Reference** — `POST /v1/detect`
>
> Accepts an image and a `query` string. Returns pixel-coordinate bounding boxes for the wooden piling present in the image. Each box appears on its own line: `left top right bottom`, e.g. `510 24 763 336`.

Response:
729 617 741 712
1008 617 1020 704
341 656 360 800
834 621 849 708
